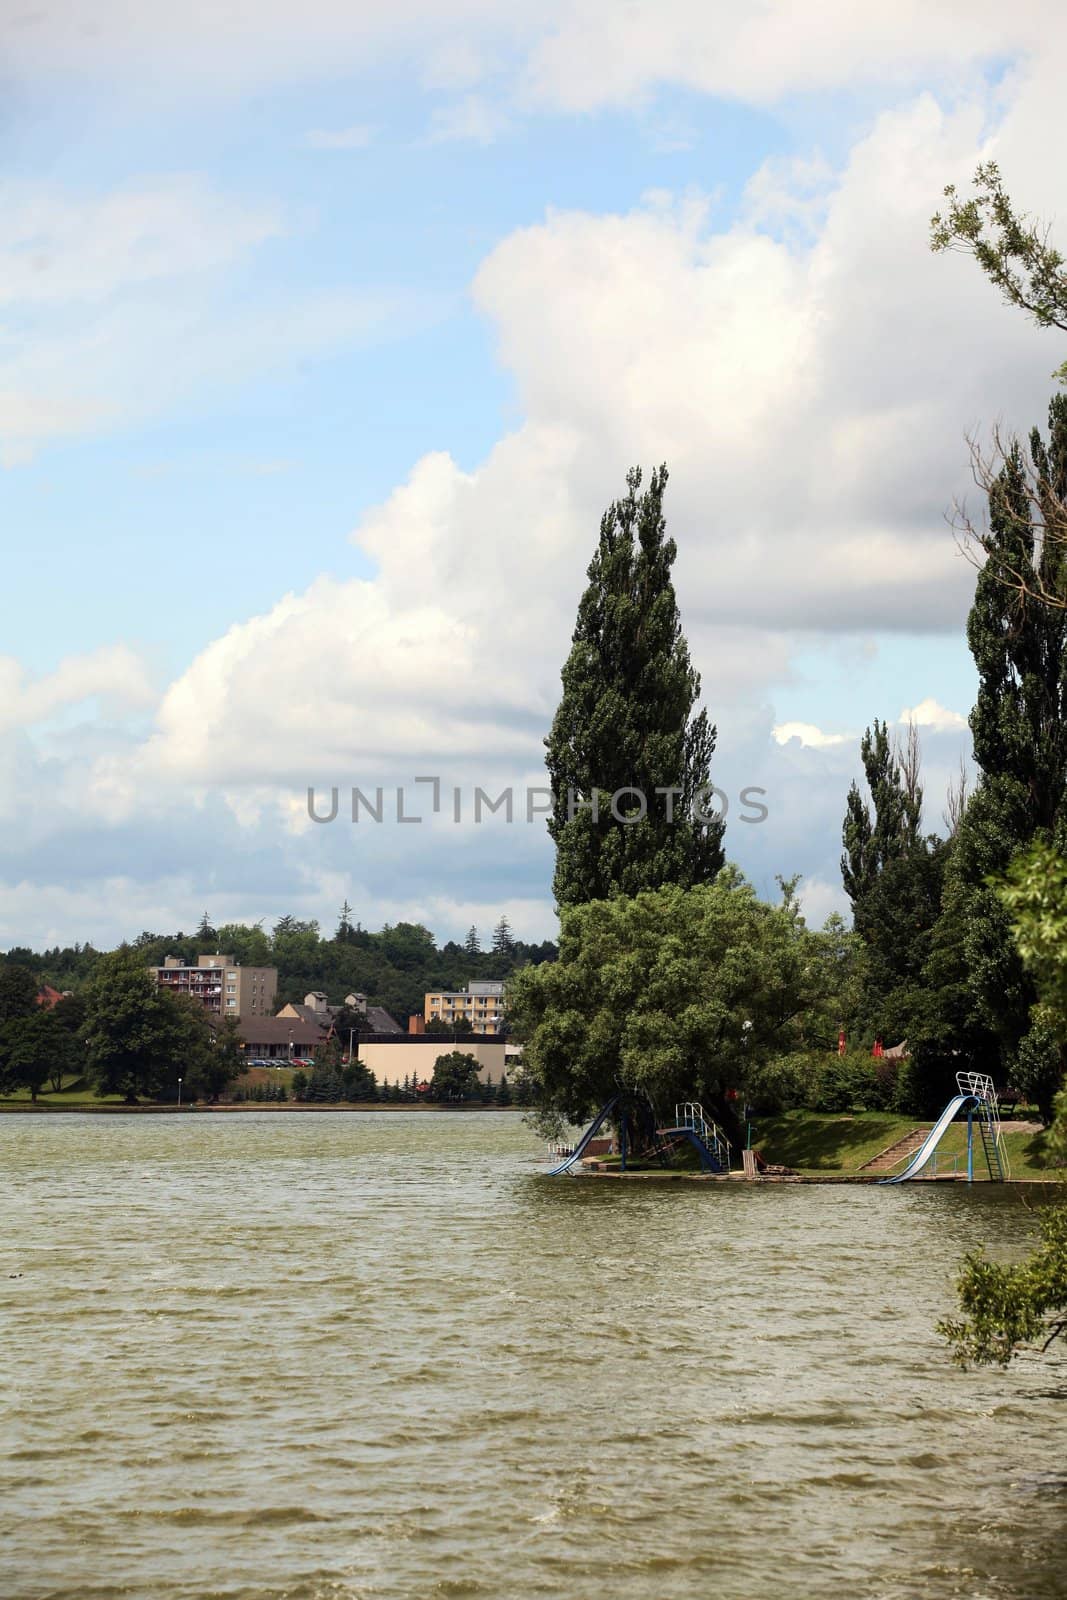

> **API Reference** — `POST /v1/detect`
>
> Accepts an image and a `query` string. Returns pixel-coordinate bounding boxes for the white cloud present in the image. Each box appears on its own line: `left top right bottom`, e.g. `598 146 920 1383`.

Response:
72 66 1056 851
772 722 853 750
0 646 154 735
899 696 968 732
0 177 279 307
303 124 374 150
8 16 1066 944
0 177 435 462
0 2 1057 113
425 94 509 145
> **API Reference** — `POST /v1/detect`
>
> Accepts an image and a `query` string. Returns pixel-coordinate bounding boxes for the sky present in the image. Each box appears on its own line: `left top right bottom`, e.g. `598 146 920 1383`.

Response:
1 1 1065 950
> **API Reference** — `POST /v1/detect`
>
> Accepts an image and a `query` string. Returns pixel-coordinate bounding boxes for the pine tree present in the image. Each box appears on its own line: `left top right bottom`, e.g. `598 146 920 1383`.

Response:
196 910 216 941
545 465 724 907
464 926 481 956
491 916 516 957
336 900 355 942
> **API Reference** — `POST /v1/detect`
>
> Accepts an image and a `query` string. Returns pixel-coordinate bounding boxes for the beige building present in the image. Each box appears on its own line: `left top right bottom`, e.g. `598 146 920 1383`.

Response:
424 980 506 1035
149 954 277 1021
359 1036 507 1088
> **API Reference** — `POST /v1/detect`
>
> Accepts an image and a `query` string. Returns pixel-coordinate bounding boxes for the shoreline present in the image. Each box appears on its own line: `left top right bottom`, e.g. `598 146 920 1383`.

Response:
0 1101 524 1115
570 1165 1063 1186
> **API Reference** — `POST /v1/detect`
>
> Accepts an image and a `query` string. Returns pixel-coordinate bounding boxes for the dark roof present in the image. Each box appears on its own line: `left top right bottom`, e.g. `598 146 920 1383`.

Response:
365 1005 402 1034
238 1017 325 1047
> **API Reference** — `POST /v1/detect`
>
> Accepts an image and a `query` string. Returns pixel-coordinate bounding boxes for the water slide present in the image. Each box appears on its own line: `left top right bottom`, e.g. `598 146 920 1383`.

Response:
544 1096 619 1175
878 1094 975 1184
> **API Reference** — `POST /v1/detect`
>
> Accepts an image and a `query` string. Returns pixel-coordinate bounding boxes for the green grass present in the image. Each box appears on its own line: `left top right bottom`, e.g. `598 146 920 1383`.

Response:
752 1110 1065 1181
0 1074 125 1107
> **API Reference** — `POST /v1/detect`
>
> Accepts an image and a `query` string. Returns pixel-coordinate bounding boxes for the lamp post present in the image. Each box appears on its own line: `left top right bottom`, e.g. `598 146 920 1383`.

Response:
741 1020 753 1149
288 1029 293 1063
177 1076 182 1109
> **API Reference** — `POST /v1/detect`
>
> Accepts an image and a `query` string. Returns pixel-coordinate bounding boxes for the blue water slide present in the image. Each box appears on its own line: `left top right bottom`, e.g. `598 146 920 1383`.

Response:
545 1096 619 1175
878 1094 975 1184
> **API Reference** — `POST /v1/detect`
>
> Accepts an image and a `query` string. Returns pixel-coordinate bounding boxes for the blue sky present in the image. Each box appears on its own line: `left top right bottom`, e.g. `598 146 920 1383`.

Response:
1 3 1062 948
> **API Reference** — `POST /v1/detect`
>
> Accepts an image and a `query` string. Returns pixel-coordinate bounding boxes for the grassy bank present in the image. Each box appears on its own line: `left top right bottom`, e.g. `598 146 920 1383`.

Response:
752 1110 1062 1181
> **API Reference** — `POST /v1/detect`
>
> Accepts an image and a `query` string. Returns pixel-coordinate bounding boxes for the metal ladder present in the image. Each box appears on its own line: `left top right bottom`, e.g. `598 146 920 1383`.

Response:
976 1104 1006 1181
674 1103 731 1172
956 1072 1009 1181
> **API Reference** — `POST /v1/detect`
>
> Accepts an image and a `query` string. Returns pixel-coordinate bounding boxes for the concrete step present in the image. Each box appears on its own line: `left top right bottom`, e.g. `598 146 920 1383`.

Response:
860 1128 928 1172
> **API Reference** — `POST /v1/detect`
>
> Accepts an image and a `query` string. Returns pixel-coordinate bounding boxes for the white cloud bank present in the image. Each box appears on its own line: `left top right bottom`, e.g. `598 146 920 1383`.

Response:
5 5 1066 943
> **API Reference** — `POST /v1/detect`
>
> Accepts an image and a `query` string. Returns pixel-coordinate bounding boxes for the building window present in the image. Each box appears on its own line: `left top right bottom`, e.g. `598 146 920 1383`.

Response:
226 998 237 1008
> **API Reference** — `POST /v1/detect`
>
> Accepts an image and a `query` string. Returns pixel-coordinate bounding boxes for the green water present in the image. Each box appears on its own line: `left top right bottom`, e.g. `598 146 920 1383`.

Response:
2 1111 1065 1600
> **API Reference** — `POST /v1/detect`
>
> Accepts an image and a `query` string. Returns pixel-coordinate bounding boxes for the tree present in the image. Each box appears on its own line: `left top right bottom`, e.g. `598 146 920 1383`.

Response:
1 1010 80 1101
47 992 87 1092
196 910 217 941
931 163 1067 373
940 1204 1067 1367
464 926 481 956
491 916 516 957
841 720 921 918
188 1015 245 1103
336 900 356 942
342 1058 377 1101
0 965 38 1024
922 420 1067 1113
995 842 1067 1119
304 1063 344 1102
83 950 205 1103
431 1050 481 1102
841 720 945 1059
545 464 724 908
932 167 1067 607
508 873 831 1140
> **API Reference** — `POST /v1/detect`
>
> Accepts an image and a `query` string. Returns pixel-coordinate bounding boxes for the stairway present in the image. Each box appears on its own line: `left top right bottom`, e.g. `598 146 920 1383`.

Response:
977 1111 1006 1181
860 1128 927 1173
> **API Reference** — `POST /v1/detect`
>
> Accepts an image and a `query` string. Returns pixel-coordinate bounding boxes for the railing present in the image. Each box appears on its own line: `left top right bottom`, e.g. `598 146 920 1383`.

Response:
956 1071 995 1102
673 1103 731 1171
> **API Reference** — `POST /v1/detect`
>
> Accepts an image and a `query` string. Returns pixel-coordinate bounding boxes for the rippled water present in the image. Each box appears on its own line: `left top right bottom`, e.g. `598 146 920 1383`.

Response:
2 1111 1065 1600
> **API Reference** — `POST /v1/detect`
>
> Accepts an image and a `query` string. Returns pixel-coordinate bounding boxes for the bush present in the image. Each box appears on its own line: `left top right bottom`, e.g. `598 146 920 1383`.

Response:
809 1050 896 1114
747 1052 816 1114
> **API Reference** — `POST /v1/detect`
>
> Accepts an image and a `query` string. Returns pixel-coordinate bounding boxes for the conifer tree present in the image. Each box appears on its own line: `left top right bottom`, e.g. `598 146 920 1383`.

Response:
491 916 515 956
545 465 723 907
464 926 481 956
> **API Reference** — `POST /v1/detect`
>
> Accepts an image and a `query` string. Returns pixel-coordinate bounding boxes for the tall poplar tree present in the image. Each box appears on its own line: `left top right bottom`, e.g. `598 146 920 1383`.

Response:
921 397 1067 1114
841 721 943 1046
545 465 724 908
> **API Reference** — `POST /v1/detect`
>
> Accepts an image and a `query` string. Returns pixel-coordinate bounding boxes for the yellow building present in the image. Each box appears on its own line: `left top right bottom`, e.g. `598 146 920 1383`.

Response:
424 980 505 1035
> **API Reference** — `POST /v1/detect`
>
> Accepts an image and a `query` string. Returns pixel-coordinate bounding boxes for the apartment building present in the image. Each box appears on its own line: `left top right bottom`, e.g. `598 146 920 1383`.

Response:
423 979 506 1036
149 954 278 1021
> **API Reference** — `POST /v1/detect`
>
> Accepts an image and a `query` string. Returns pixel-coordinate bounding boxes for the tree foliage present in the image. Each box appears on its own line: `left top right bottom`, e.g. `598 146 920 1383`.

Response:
82 951 209 1103
431 1049 481 1102
931 162 1067 379
939 1204 1067 1367
545 464 724 908
508 874 835 1138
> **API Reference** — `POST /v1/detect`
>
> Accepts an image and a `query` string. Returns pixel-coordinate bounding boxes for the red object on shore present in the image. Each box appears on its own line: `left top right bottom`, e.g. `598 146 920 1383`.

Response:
838 1028 846 1056
872 1038 884 1058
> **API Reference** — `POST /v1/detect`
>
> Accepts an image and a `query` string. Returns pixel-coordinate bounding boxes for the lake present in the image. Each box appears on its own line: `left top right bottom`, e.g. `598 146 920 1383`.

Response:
2 1111 1065 1600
